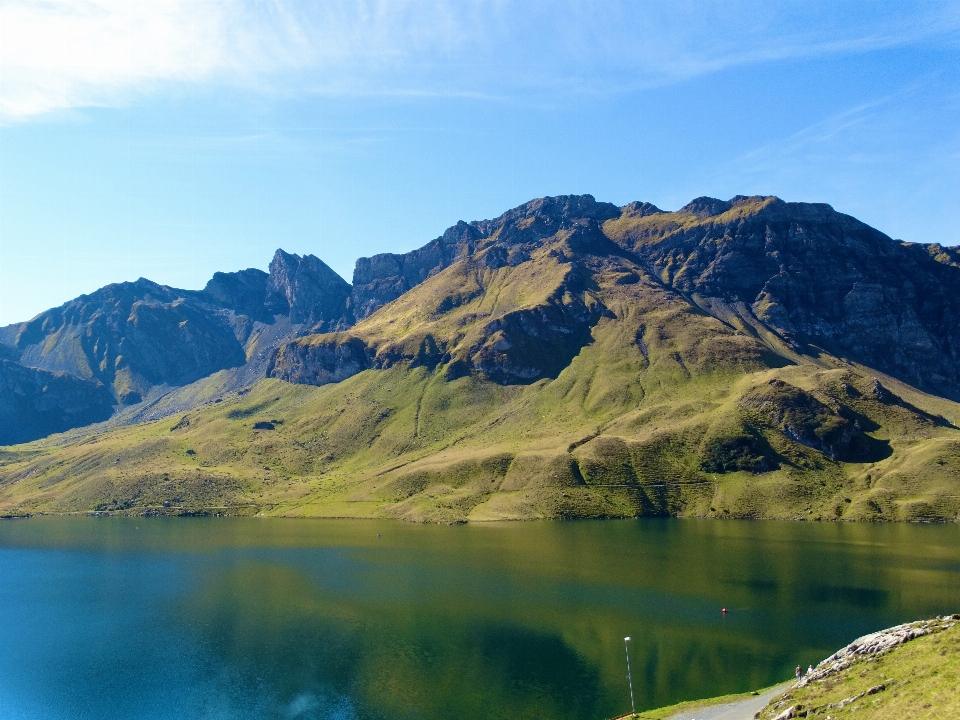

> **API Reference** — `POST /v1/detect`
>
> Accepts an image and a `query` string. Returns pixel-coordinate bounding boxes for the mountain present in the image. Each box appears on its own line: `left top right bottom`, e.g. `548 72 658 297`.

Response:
605 196 960 398
0 250 351 441
0 360 114 445
1 194 959 523
276 194 960 399
349 194 621 319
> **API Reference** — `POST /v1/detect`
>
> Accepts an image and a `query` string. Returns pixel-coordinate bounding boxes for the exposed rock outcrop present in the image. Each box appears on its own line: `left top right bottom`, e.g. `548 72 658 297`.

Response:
350 194 620 319
0 360 114 444
264 250 352 330
739 379 888 462
756 616 960 720
267 335 372 386
605 195 960 398
797 616 958 689
460 283 608 384
201 268 270 321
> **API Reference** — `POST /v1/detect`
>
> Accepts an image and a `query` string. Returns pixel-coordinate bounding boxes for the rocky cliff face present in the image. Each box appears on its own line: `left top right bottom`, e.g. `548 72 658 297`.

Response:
349 195 621 319
4 192 960 446
0 250 353 423
200 268 271 321
267 334 372 386
0 360 114 444
605 195 960 398
264 250 352 330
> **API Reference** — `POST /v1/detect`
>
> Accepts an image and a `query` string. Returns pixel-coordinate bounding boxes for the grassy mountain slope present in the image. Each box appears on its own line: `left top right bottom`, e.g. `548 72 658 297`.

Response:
0 251 352 443
629 616 960 720
755 617 960 720
2 195 959 521
2 264 957 521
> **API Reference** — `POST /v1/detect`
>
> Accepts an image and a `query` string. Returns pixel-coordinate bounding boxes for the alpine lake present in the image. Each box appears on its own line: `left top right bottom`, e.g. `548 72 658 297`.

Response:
0 517 958 719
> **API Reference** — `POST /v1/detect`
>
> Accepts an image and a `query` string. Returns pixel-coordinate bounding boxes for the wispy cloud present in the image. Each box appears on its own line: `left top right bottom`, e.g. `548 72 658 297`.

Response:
2 0 959 120
685 72 960 245
717 73 959 189
733 91 921 174
608 1 960 91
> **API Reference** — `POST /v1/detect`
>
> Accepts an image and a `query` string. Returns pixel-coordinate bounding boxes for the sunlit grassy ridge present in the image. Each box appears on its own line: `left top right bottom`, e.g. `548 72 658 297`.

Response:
2 200 959 521
754 618 960 720
1 299 957 521
618 616 960 720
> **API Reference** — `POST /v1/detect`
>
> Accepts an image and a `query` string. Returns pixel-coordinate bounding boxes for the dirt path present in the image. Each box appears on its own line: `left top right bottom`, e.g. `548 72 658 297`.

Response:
662 682 792 720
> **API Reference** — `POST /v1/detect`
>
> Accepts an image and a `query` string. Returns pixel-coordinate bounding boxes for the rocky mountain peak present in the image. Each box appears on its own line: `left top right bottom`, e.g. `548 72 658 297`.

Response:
679 196 733 218
350 194 623 320
438 220 485 249
620 201 663 218
201 268 270 320
606 196 960 398
265 250 352 330
677 195 791 220
476 194 621 241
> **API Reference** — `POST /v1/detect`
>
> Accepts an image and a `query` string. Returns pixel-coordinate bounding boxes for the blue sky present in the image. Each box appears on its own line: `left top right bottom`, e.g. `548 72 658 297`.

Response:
1 0 958 325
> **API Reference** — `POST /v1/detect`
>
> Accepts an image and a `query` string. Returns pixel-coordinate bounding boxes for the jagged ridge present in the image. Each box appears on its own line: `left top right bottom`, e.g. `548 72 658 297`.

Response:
1 193 960 525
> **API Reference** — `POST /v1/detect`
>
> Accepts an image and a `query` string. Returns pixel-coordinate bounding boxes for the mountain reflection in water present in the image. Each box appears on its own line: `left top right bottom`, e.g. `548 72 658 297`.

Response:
0 517 957 719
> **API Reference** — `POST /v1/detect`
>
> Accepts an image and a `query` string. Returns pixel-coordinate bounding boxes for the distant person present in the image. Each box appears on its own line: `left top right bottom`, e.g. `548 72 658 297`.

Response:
807 665 814 676
795 665 802 680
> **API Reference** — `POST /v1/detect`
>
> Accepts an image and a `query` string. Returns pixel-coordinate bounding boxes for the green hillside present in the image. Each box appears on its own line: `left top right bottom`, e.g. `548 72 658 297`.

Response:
1 288 957 522
2 195 960 522
628 616 960 720
755 617 960 720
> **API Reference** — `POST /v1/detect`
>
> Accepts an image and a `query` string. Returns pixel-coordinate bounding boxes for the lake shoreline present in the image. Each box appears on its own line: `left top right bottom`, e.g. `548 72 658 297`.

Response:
626 615 960 720
3 507 960 525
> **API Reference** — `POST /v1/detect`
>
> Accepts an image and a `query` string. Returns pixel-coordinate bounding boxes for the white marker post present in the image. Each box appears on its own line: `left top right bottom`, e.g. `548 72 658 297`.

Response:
624 636 636 717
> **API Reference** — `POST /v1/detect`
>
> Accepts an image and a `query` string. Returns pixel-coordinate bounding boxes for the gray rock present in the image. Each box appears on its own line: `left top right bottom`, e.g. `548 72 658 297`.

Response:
350 194 620 319
797 616 957 688
201 268 270 320
265 250 352 330
611 195 960 399
0 360 114 444
267 336 372 386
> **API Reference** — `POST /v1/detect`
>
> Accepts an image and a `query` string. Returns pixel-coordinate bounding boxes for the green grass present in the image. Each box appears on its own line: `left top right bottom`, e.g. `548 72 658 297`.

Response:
624 684 784 719
2 222 960 522
2 341 957 523
756 619 960 720
618 617 960 720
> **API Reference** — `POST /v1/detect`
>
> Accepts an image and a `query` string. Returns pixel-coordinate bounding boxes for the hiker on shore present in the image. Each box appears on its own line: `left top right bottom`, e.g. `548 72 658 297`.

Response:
795 665 802 680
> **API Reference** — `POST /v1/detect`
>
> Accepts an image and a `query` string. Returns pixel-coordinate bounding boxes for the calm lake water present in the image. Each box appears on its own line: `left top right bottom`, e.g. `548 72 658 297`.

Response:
0 517 958 719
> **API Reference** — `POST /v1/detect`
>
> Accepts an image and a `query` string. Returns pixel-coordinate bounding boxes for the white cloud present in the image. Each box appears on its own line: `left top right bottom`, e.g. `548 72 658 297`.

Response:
2 0 959 120
2 1 223 117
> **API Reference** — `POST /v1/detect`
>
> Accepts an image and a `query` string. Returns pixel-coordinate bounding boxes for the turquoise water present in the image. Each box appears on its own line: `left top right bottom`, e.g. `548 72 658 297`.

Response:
0 517 957 719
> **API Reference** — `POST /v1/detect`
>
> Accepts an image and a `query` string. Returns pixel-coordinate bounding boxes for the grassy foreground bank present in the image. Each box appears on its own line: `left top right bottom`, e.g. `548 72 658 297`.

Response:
617 685 785 719
618 616 959 720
